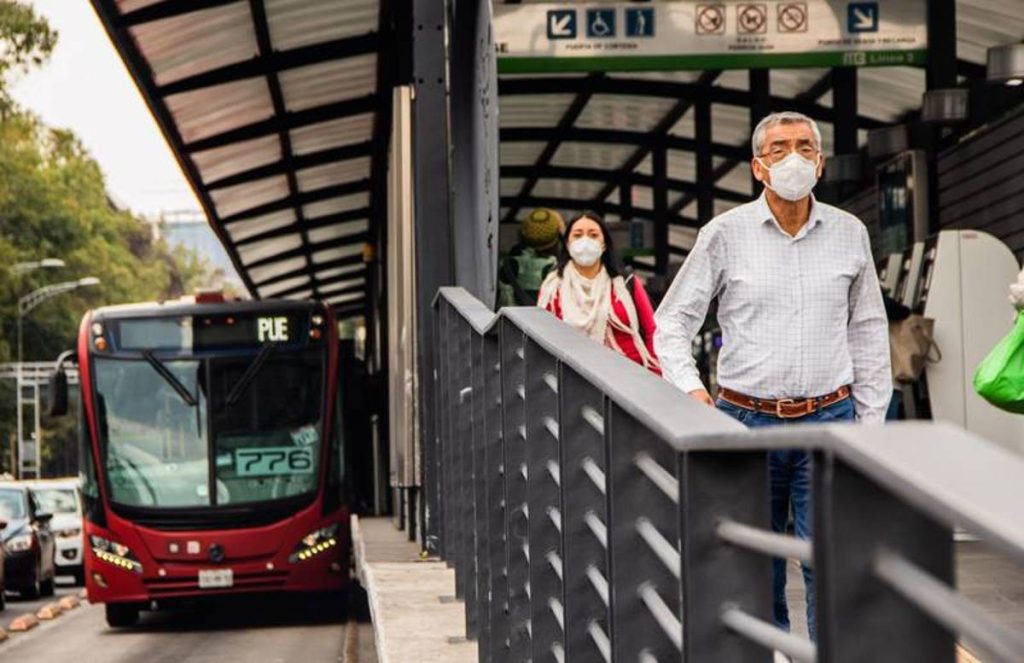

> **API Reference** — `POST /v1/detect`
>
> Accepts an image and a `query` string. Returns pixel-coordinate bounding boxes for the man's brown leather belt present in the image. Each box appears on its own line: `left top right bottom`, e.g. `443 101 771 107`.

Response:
718 386 851 419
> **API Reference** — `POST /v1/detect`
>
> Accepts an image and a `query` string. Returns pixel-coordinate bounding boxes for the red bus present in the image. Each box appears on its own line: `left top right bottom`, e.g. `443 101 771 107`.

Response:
54 297 350 627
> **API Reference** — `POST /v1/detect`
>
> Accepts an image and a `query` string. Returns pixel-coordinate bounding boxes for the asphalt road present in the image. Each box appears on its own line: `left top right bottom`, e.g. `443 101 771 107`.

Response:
1 582 378 663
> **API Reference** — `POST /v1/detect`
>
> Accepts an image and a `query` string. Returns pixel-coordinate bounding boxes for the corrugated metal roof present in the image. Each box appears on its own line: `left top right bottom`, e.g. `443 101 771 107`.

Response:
91 0 384 317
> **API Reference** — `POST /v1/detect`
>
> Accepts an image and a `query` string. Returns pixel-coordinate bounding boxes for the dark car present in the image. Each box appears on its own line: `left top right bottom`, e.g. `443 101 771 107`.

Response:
0 483 55 599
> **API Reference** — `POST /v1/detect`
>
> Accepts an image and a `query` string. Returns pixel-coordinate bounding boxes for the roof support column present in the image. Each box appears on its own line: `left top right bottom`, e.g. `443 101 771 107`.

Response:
925 0 957 235
749 69 770 195
653 144 669 276
695 95 714 226
832 67 858 155
413 0 454 557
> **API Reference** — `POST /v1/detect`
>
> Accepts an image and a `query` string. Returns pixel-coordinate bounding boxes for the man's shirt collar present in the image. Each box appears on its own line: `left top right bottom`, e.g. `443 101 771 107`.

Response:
756 190 824 239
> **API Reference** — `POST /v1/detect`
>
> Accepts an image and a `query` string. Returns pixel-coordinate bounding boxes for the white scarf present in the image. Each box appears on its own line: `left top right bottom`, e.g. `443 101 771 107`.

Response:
539 265 660 371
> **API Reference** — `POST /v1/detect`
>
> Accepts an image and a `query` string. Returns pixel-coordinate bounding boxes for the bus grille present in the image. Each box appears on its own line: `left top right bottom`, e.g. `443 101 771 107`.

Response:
143 570 289 596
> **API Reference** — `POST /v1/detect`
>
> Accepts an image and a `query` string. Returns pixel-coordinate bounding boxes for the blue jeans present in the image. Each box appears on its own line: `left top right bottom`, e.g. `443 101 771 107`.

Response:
715 396 856 641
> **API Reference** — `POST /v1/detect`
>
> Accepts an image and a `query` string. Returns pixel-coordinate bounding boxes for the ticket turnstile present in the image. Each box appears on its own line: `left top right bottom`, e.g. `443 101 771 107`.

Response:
878 252 903 296
915 230 1024 455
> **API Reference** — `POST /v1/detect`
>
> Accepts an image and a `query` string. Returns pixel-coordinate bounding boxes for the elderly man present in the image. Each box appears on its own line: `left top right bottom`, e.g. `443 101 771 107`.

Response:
654 111 891 640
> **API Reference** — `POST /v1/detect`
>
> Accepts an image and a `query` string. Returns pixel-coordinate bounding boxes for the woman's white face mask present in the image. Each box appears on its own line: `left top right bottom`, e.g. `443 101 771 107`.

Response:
757 151 821 201
569 236 604 268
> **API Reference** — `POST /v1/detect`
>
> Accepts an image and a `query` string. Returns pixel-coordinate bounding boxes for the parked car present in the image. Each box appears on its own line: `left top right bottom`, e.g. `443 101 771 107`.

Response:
27 479 84 585
0 482 56 598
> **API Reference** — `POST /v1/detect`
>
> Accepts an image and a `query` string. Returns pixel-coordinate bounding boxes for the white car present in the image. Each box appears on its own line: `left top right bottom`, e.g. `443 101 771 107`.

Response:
26 479 84 585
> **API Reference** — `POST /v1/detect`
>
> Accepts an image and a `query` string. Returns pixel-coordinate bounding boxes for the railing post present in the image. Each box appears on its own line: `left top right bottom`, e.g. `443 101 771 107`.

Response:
457 317 478 633
482 329 506 662
814 450 955 663
559 368 612 662
501 318 531 660
437 300 452 561
607 404 683 661
679 450 773 662
524 339 565 661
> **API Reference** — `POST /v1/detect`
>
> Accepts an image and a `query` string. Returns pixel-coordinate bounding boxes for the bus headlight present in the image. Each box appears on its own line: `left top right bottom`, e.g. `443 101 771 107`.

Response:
91 535 142 573
289 524 339 563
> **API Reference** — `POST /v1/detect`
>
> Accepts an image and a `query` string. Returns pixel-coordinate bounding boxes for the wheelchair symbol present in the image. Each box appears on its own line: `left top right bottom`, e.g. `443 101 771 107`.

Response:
587 9 617 38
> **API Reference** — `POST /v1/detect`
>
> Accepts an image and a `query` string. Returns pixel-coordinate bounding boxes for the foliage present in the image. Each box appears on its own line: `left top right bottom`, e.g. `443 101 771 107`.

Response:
0 4 219 475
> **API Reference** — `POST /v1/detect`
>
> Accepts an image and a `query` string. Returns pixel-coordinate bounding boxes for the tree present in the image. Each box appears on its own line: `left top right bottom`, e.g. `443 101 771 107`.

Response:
0 3 222 475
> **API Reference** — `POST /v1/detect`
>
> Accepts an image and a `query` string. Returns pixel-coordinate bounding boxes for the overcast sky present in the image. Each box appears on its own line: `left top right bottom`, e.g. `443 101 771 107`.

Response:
10 0 200 218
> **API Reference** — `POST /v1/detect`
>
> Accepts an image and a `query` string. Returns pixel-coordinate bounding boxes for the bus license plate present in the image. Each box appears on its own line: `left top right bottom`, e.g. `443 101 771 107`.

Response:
198 569 233 589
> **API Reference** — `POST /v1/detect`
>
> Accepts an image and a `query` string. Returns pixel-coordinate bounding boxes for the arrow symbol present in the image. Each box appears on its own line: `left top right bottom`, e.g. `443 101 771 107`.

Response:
852 7 874 29
550 13 573 37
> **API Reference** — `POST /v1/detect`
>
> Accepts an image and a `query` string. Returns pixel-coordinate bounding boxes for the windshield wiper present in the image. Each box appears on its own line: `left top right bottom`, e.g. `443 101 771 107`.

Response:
142 350 198 407
226 343 275 406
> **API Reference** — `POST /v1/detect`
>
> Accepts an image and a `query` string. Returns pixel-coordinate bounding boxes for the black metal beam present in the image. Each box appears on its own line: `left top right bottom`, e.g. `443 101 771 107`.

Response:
254 254 365 289
501 73 602 224
118 0 239 27
499 195 701 227
270 271 367 299
245 233 369 271
500 164 749 202
317 282 368 300
956 58 986 81
653 145 669 274
499 73 886 130
159 34 381 96
749 69 771 193
695 95 714 225
220 180 371 224
185 95 377 153
500 127 749 160
832 68 859 155
927 0 958 90
205 142 374 191
232 208 371 247
588 70 722 206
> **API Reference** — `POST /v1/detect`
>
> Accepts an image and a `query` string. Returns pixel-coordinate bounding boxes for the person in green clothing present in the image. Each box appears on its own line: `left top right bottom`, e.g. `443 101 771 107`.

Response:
498 208 564 307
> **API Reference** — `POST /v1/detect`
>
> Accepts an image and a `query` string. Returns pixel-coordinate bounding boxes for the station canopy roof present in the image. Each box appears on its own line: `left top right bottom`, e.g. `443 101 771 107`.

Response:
91 0 385 318
93 0 1024 297
496 0 1024 262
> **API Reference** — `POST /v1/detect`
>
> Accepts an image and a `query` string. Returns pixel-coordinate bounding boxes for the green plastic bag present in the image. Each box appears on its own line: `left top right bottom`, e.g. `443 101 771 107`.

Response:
973 313 1024 413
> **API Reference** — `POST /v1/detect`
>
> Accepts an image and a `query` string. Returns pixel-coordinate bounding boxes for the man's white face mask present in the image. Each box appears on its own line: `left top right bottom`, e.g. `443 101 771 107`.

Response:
757 151 821 202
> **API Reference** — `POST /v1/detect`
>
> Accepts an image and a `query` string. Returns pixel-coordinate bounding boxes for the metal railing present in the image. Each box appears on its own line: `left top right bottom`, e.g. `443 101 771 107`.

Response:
430 287 1024 663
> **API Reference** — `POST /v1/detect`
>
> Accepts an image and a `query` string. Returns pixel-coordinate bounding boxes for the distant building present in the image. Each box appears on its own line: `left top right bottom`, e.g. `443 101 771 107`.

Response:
151 210 245 293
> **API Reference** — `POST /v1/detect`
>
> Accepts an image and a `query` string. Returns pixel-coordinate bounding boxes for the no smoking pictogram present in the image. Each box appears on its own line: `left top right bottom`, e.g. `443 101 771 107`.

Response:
737 4 767 34
695 4 726 35
777 2 808 33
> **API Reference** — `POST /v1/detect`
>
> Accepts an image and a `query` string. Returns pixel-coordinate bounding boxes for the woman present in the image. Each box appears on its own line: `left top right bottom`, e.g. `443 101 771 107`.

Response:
538 212 661 373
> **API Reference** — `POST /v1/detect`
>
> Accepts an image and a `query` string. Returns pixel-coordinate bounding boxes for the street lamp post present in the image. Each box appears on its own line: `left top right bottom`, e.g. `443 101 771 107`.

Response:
15 276 100 478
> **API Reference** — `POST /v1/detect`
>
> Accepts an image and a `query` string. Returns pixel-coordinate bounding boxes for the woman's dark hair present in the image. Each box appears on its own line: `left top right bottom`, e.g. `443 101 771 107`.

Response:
557 211 622 278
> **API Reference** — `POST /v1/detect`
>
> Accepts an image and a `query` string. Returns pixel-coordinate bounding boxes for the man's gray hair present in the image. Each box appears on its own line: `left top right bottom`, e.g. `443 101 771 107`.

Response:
751 111 822 157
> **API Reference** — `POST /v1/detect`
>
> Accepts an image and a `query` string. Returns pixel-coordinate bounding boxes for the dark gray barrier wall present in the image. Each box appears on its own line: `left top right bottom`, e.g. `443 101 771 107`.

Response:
431 287 1024 663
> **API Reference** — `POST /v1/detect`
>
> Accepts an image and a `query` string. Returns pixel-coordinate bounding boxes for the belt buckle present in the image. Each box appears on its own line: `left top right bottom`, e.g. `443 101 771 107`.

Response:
775 398 800 419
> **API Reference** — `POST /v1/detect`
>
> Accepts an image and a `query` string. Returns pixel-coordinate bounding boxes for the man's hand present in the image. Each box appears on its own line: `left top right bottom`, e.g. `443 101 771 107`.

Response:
688 389 715 407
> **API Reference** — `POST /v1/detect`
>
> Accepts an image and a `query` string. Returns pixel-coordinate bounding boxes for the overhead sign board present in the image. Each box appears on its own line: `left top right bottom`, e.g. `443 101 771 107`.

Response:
494 0 926 74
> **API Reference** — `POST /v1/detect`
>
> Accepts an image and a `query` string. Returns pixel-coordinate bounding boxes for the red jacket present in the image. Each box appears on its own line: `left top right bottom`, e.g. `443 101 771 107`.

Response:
541 276 661 374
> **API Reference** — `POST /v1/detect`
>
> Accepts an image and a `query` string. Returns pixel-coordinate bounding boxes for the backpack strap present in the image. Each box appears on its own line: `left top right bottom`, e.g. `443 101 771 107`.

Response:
620 269 645 344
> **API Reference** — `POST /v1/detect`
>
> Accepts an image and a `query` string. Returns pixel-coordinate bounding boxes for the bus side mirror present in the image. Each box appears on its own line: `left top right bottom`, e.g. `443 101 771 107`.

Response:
47 349 76 418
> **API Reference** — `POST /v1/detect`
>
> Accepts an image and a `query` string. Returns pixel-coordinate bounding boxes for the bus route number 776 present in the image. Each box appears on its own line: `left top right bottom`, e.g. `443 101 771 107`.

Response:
235 446 314 476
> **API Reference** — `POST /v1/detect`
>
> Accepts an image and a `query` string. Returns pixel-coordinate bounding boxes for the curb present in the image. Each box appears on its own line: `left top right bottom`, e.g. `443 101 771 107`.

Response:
59 596 81 611
36 603 64 620
8 614 39 632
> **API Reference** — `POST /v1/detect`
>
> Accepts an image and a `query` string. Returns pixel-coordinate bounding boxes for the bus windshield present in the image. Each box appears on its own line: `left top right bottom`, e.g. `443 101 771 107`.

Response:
94 350 323 508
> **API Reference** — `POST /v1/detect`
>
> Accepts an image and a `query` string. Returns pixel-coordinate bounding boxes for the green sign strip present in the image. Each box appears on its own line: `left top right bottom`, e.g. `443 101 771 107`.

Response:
497 49 927 75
